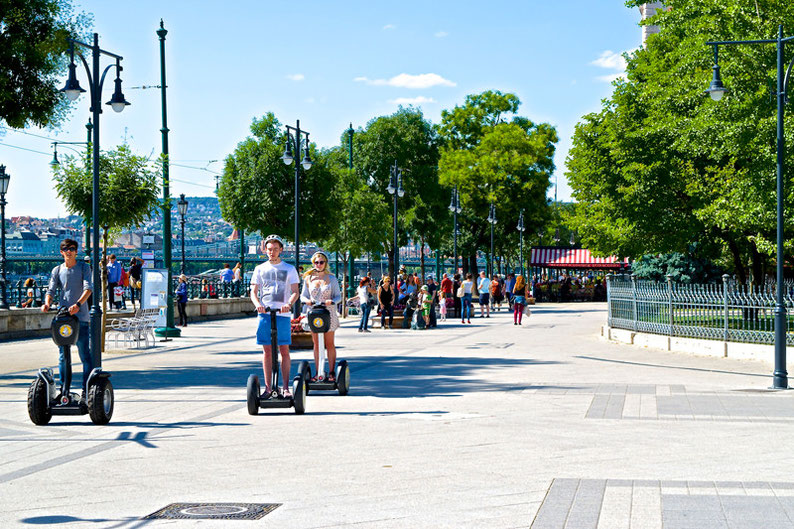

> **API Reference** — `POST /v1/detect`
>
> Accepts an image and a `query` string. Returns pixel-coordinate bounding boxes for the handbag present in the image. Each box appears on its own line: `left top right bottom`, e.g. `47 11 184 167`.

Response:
523 305 531 317
457 285 465 297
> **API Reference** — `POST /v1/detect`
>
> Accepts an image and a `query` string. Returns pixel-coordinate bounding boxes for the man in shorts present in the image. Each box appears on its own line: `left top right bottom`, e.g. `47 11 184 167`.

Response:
250 235 300 398
477 271 491 318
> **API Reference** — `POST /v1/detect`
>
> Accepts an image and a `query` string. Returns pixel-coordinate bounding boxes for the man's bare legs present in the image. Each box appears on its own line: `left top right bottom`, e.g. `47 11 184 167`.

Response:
262 344 291 395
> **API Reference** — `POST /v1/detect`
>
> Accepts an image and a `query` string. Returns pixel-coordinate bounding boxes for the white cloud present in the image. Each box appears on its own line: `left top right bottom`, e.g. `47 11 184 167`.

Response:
305 97 316 104
435 31 448 38
596 72 626 83
591 50 627 70
389 96 436 105
354 73 456 89
286 73 305 81
383 24 395 30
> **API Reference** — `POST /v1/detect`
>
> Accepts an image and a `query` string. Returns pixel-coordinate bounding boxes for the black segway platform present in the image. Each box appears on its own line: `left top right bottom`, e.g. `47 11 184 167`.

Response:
304 304 350 396
246 307 308 415
27 309 114 425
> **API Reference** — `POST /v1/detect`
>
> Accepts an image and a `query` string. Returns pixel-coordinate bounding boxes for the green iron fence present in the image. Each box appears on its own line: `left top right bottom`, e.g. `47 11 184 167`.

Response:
607 274 794 345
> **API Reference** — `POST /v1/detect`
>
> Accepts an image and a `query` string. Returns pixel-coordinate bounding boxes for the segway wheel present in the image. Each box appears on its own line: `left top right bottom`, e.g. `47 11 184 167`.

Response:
293 371 307 415
246 374 260 415
87 378 114 425
299 361 311 395
27 378 51 425
336 360 350 396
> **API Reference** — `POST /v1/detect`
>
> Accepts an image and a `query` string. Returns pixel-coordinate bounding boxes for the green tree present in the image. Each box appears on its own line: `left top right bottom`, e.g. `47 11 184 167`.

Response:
0 0 91 128
567 0 794 284
438 90 557 274
217 113 335 246
353 107 441 279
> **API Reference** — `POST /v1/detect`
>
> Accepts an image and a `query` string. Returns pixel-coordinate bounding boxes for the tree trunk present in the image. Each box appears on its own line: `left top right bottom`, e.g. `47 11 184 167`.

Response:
387 246 395 280
750 243 765 288
341 252 349 319
725 236 747 285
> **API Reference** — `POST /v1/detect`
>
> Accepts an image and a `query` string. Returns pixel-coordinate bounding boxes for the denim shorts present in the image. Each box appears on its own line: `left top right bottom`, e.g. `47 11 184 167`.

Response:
479 293 490 305
256 313 292 346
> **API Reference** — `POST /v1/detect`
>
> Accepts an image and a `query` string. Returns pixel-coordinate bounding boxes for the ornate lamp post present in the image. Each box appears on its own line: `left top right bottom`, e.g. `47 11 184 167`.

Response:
517 209 525 276
346 123 355 296
449 186 462 274
706 26 791 389
49 127 92 257
0 165 9 310
486 203 497 277
387 160 404 278
177 194 188 275
60 32 130 367
282 120 312 316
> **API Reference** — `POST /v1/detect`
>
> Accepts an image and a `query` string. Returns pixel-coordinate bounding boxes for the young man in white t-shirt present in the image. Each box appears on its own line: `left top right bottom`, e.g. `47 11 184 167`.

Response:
250 235 300 398
477 271 491 318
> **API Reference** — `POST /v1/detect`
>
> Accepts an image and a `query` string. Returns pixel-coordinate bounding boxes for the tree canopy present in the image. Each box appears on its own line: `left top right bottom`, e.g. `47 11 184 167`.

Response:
0 0 91 128
217 113 336 244
438 90 557 272
566 0 794 283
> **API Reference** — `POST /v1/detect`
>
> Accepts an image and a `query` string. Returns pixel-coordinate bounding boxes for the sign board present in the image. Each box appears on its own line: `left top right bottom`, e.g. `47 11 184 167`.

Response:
141 268 168 328
248 244 257 255
142 250 155 269
142 235 155 245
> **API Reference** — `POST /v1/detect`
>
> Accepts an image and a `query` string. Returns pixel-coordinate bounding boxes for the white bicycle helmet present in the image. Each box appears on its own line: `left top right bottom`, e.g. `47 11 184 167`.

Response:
263 234 285 248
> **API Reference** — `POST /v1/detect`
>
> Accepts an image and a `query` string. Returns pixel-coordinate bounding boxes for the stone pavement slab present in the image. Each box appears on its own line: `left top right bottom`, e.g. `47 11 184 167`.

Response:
1 303 793 528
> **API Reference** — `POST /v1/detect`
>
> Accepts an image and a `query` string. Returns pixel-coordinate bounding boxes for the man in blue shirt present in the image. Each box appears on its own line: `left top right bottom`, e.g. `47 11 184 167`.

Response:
106 254 122 310
220 263 234 282
505 273 516 309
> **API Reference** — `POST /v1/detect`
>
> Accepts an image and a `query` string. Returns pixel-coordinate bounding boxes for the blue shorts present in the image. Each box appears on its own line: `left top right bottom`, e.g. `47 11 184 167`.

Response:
256 313 292 346
479 293 490 305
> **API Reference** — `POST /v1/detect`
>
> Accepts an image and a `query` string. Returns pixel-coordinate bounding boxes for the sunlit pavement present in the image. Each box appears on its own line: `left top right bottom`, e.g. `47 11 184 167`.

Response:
1 303 792 528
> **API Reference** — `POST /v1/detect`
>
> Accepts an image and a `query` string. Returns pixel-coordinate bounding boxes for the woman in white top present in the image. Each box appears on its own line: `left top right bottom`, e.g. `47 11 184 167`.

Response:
299 251 342 382
352 277 377 333
461 273 474 324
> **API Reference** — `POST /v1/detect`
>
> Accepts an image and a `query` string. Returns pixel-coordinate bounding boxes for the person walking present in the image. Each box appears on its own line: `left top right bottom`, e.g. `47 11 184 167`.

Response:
460 273 474 324
378 276 396 329
513 275 528 325
477 271 491 318
176 274 189 327
300 251 342 381
250 234 300 398
41 239 93 400
106 254 122 310
232 262 243 296
128 257 142 310
354 277 377 333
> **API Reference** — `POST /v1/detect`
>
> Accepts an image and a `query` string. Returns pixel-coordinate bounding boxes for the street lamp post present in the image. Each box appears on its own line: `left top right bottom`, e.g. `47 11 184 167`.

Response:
448 186 462 274
177 194 188 275
706 26 791 389
155 20 180 338
0 165 9 310
347 123 355 296
60 32 130 368
49 128 92 257
517 209 525 276
387 160 404 278
486 203 497 277
282 120 312 316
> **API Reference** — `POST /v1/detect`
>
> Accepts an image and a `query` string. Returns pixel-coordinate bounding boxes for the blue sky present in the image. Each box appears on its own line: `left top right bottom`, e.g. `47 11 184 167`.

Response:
0 0 641 219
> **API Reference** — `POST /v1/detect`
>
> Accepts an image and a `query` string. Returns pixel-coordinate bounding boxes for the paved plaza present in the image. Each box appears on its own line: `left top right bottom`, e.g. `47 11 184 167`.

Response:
1 303 794 528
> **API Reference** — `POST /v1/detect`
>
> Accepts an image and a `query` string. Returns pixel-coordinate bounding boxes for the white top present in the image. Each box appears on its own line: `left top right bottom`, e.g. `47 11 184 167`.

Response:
462 280 473 294
250 260 299 317
357 285 369 304
478 277 491 293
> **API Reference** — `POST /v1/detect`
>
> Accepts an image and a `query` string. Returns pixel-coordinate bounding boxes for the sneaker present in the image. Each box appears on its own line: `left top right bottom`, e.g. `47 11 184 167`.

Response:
364 329 371 333
358 329 363 333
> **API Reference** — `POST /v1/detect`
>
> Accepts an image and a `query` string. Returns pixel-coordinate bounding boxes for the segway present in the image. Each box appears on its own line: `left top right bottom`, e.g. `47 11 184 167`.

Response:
304 304 350 396
246 306 309 415
27 308 114 425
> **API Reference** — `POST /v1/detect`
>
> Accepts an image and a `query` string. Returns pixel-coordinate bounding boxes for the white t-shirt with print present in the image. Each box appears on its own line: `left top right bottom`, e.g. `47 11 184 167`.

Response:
250 260 299 317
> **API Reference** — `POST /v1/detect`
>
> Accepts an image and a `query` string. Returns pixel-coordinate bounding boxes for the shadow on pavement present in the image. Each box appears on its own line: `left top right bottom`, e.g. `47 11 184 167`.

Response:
108 354 561 398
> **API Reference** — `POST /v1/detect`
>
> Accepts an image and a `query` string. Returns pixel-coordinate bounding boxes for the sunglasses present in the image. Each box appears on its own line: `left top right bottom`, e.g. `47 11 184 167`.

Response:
62 247 78 252
314 260 326 265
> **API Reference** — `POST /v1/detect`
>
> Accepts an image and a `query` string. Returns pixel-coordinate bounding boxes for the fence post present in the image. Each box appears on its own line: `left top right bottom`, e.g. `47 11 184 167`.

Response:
631 274 638 332
722 273 730 357
606 273 613 327
666 274 673 338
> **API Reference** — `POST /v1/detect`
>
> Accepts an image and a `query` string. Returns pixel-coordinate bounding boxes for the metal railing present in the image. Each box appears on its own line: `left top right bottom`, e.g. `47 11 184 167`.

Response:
607 274 794 345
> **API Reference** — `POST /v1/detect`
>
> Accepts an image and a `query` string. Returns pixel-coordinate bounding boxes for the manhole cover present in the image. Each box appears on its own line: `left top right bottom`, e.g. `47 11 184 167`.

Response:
144 503 280 520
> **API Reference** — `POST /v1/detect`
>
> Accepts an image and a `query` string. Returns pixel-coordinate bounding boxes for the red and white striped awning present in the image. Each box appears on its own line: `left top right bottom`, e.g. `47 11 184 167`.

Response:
530 247 629 269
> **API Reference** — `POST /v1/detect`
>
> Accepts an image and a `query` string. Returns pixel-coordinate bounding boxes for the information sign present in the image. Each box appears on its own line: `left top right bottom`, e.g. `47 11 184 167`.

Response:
141 268 168 328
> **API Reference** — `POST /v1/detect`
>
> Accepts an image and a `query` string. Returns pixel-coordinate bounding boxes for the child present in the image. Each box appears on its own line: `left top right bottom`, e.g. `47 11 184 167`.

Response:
420 285 433 329
439 291 447 321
